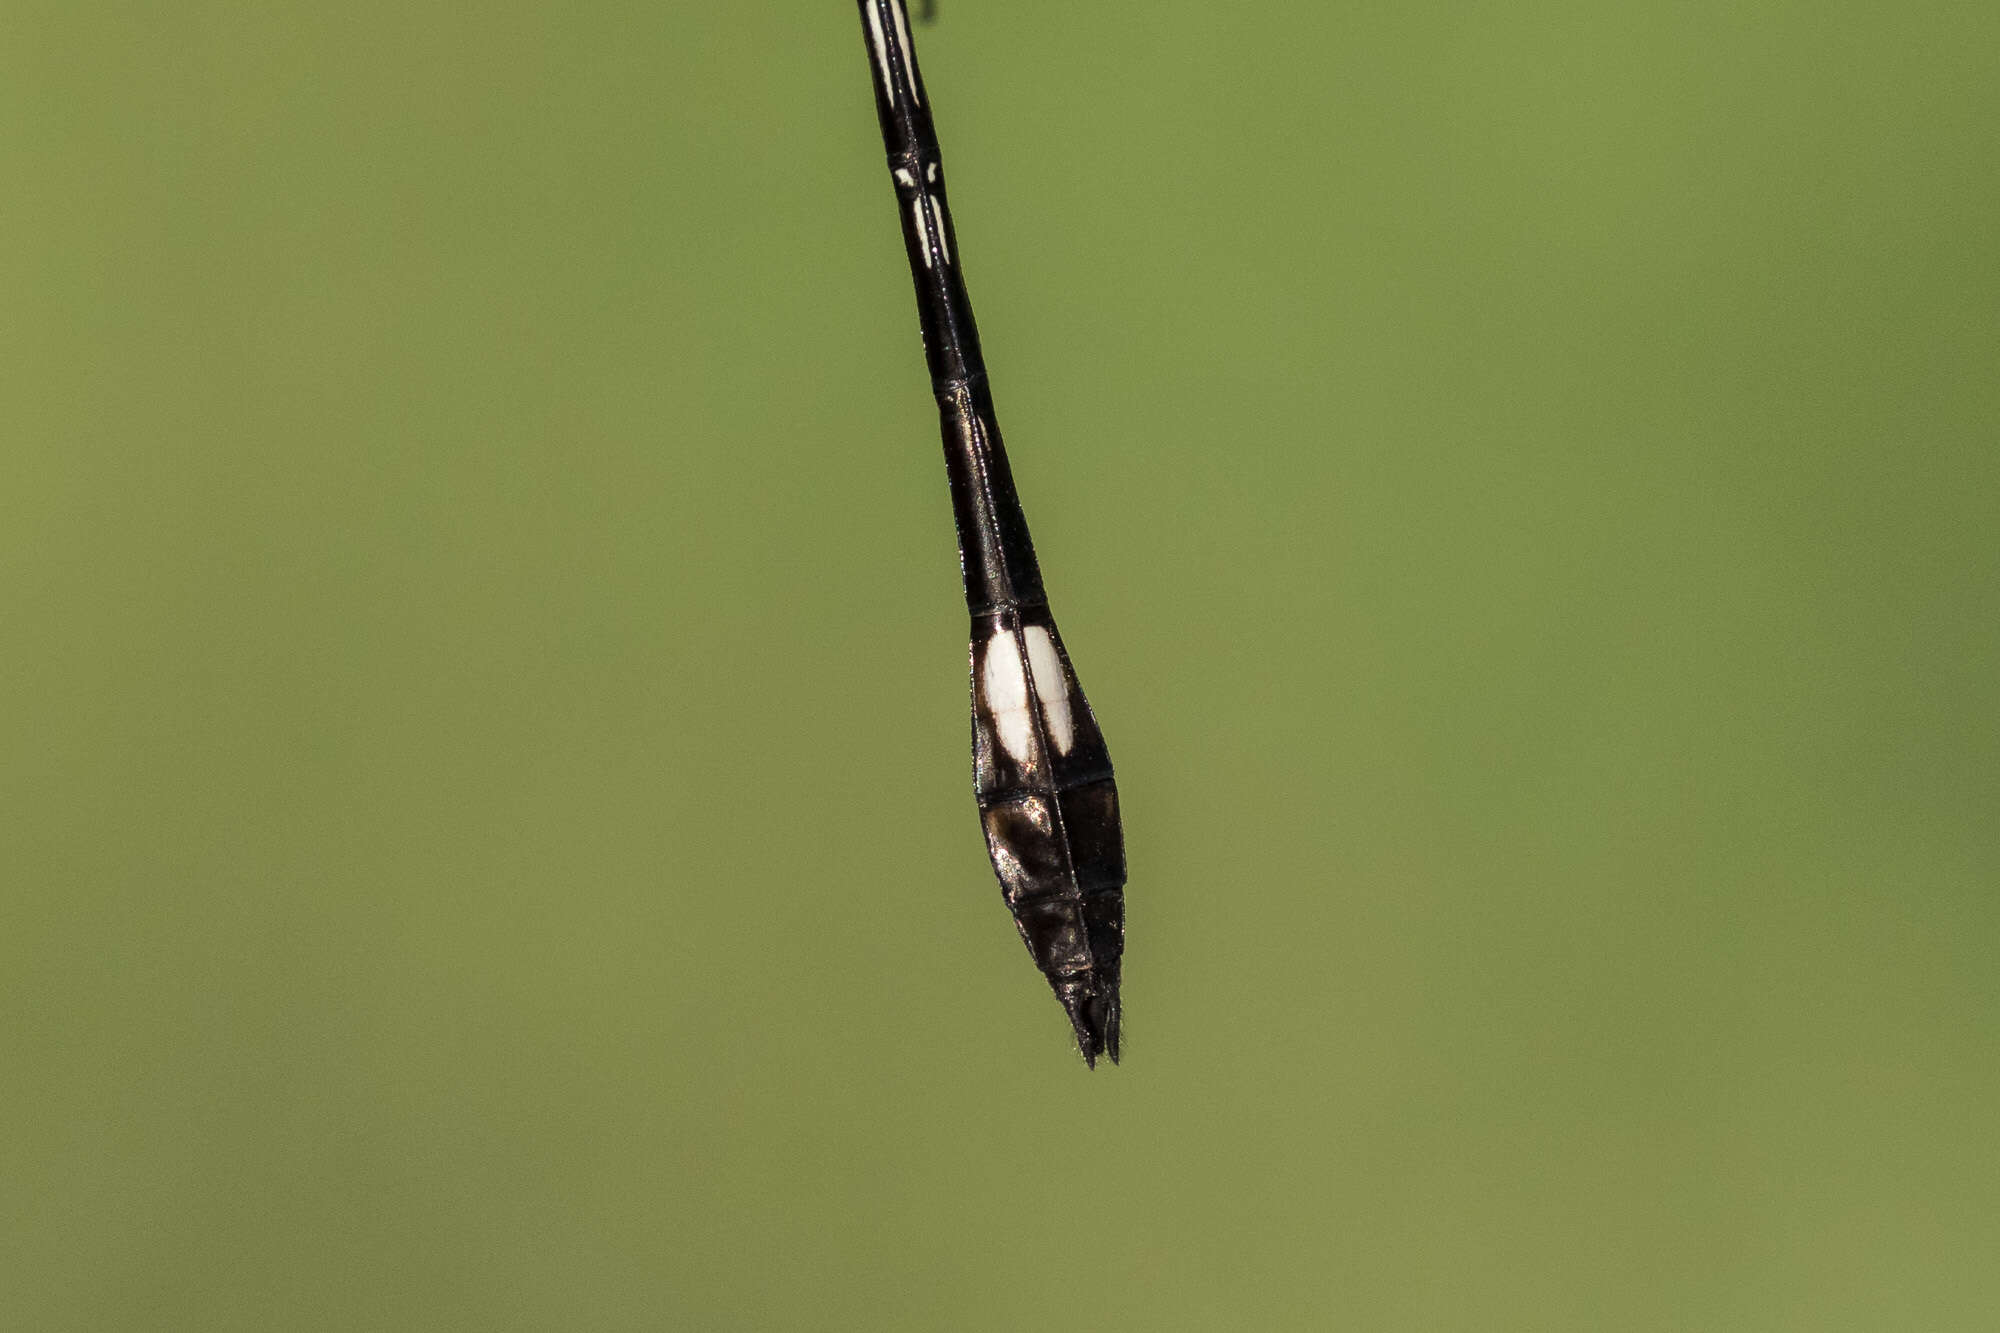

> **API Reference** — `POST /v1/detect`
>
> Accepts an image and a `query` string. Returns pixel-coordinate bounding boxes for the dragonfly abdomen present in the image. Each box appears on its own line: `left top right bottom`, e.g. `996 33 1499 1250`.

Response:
854 0 1128 1066
971 609 1124 1065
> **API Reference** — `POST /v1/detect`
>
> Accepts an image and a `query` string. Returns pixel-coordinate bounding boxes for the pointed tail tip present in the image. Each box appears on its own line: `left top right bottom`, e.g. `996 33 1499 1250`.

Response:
1061 983 1121 1070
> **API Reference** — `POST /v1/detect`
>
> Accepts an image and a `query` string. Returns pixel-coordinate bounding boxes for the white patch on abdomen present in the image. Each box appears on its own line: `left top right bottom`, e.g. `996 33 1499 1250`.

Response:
926 195 951 263
1023 626 1075 754
864 3 894 97
887 0 921 104
981 630 1033 761
910 196 931 266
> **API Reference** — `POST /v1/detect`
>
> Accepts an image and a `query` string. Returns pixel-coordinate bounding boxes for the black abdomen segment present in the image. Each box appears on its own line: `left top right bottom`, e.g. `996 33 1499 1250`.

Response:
853 0 1126 1065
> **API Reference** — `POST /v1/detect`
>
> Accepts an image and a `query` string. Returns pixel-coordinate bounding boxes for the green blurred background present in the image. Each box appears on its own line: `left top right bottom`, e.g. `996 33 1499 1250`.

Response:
6 2 1998 1328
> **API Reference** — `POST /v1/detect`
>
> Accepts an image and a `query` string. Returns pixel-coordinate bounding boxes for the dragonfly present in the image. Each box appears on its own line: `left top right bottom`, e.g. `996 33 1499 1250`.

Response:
851 0 1127 1066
